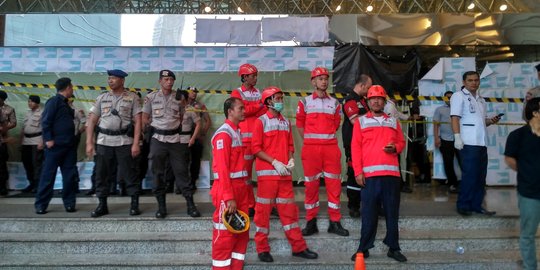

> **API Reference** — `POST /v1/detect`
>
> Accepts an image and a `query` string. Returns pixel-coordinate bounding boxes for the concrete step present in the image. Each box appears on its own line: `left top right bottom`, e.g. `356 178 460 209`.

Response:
0 250 528 270
0 215 520 234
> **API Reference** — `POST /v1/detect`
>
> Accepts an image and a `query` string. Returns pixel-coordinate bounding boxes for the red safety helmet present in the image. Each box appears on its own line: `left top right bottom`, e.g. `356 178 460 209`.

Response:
238 63 258 77
367 85 387 99
311 67 329 79
261 86 283 104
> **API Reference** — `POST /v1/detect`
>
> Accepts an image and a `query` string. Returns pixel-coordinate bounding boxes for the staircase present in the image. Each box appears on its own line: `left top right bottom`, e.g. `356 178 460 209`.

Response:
0 204 531 270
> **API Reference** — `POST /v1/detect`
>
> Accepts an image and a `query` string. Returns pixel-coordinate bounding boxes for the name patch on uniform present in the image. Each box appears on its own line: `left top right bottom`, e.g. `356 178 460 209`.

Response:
216 139 223 150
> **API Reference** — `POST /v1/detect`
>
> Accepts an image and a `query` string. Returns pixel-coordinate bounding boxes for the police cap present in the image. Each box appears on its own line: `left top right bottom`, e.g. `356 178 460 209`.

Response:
107 69 128 78
159 70 176 80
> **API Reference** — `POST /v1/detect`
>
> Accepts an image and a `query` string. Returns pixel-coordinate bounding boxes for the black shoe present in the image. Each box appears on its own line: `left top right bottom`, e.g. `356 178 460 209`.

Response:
387 250 407 262
258 252 274 262
302 218 318 236
474 208 496 216
21 185 35 193
248 208 255 218
349 209 360 218
351 250 369 261
457 208 472 216
65 206 77 213
130 196 141 216
85 189 95 196
401 186 413 193
187 206 201 217
91 197 109 218
292 249 318 259
36 209 48 215
327 221 349 236
449 185 459 194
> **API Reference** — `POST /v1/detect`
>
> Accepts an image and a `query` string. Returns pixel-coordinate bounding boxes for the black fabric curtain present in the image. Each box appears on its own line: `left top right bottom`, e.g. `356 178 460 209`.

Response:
333 44 421 96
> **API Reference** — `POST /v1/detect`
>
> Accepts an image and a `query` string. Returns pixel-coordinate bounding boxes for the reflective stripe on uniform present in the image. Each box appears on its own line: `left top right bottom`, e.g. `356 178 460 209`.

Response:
347 185 362 191
275 197 295 204
303 133 336 139
283 222 299 231
256 169 279 177
244 154 254 160
363 165 399 173
212 259 231 267
231 252 245 261
323 172 341 179
241 132 253 138
305 108 336 114
213 170 248 179
328 202 341 209
213 222 227 230
305 201 320 210
304 173 322 182
256 226 269 234
256 197 274 204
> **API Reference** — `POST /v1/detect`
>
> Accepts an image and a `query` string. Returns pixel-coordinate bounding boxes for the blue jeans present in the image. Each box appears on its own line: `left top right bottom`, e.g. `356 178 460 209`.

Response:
456 145 487 212
518 193 540 270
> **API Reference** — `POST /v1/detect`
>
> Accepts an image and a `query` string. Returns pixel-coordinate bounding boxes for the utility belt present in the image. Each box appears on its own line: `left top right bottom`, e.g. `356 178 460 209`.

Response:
97 126 133 137
24 132 42 138
151 127 190 136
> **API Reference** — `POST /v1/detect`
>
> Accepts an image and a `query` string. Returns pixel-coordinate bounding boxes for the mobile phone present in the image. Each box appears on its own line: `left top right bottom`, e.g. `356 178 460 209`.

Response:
497 113 505 118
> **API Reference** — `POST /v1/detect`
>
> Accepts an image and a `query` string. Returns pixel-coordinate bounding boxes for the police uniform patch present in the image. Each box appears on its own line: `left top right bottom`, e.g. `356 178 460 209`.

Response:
217 139 223 150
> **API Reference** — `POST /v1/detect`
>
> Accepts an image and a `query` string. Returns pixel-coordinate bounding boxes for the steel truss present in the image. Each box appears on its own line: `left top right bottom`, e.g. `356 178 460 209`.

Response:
0 0 537 14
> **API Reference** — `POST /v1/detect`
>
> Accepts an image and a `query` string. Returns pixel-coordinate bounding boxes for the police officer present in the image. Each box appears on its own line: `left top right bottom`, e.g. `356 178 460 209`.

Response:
142 70 201 219
178 90 202 190
0 90 17 195
187 87 211 190
86 69 142 217
341 74 372 218
20 95 44 193
35 78 77 214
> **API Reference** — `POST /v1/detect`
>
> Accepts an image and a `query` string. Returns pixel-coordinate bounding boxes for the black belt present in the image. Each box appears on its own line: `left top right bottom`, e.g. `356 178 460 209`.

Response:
179 131 192 135
97 127 128 136
154 128 181 136
24 132 42 138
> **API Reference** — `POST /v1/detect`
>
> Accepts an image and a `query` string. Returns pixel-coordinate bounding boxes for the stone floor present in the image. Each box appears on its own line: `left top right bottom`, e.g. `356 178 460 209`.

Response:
0 181 520 218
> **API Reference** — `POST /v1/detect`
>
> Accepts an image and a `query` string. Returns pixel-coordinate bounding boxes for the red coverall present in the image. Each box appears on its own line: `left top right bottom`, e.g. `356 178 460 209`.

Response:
296 92 343 222
210 120 250 270
231 86 267 209
251 112 308 254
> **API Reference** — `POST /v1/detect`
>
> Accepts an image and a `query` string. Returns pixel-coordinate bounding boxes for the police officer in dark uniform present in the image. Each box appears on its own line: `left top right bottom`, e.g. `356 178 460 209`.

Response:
86 69 142 217
341 74 372 218
34 78 77 214
0 90 17 195
142 70 201 219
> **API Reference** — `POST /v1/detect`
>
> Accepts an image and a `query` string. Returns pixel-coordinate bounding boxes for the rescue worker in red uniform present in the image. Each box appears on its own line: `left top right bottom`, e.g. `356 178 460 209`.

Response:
252 86 318 263
231 63 267 217
211 97 250 270
296 67 349 237
351 85 407 263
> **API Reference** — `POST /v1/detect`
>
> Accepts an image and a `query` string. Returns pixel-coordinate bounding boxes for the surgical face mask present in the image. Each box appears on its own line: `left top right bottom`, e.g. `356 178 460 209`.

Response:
272 102 284 112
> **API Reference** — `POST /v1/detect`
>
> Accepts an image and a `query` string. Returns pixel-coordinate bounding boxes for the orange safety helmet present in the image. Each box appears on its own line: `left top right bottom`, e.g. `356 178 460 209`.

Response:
238 63 258 77
222 209 250 234
311 67 329 79
261 86 283 104
367 85 387 99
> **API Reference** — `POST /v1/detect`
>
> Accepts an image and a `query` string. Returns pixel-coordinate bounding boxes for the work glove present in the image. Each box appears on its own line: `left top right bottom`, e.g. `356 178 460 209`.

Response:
272 159 289 176
454 133 464 150
286 158 295 171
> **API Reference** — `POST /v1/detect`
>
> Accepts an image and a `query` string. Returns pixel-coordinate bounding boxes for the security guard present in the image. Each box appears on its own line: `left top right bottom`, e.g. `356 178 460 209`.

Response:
341 74 372 218
0 90 17 195
142 70 201 219
86 69 142 217
20 95 44 193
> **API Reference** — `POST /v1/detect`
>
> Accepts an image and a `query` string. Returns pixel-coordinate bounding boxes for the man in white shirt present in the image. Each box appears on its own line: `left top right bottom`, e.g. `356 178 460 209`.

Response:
450 71 501 216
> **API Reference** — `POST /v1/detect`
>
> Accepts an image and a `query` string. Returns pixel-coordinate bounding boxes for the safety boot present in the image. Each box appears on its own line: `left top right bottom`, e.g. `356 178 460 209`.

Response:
130 195 141 216
302 218 319 236
91 197 109 217
328 221 349 236
155 195 167 219
185 195 201 217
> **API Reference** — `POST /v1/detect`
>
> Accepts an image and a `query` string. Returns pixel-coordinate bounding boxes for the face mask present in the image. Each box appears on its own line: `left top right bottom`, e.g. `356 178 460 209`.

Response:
272 102 284 112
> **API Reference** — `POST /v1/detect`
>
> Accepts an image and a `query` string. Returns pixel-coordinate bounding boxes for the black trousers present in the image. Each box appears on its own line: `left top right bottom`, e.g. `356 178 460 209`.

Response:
0 143 9 192
150 139 191 197
439 139 461 186
94 144 139 197
189 139 204 187
345 156 362 211
21 145 44 189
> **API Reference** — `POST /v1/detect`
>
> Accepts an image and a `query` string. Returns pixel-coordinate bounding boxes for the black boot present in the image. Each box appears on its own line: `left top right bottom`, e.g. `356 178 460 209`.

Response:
185 195 201 217
328 221 349 236
302 218 319 236
91 197 109 217
155 195 167 219
130 195 141 216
